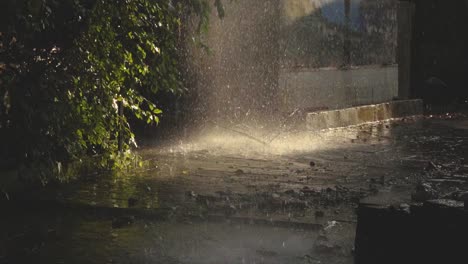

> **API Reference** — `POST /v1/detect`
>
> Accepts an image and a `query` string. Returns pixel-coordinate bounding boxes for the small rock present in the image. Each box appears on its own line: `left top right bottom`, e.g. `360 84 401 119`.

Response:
186 191 197 198
234 169 244 175
399 203 411 213
324 220 338 231
412 183 438 202
309 161 316 167
272 193 281 199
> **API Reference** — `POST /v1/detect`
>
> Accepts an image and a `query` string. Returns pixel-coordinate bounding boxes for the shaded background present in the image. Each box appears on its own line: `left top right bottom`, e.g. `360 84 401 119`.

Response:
410 0 468 105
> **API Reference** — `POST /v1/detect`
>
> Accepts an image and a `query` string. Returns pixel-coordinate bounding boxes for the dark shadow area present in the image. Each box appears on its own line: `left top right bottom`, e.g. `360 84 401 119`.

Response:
410 0 468 111
355 201 468 264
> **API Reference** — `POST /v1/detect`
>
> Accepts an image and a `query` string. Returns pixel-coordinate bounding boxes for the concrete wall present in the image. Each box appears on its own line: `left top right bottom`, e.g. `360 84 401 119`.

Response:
189 0 399 121
279 66 398 112
278 0 399 112
280 0 398 68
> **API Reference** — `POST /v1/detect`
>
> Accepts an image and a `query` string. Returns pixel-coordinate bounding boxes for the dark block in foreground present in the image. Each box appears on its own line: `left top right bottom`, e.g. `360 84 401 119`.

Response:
355 200 468 264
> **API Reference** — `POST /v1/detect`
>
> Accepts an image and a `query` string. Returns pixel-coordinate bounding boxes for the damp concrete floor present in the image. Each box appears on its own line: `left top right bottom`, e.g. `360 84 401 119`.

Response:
2 115 468 264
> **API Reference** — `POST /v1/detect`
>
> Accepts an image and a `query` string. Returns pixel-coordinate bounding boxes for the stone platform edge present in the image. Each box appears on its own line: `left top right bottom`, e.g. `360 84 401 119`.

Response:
306 99 423 130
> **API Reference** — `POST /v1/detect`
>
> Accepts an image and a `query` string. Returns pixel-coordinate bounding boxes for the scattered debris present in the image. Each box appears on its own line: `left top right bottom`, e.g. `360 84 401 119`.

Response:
424 199 464 208
425 161 442 171
412 183 438 202
186 191 197 198
324 221 338 231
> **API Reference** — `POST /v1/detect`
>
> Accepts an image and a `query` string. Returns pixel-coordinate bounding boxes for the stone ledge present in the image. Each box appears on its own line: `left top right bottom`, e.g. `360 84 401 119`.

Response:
306 99 424 130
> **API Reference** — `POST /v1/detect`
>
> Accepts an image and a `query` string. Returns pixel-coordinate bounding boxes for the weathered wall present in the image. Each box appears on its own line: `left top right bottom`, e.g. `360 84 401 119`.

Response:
189 0 399 122
278 0 399 112
410 0 468 105
280 0 398 68
279 66 398 111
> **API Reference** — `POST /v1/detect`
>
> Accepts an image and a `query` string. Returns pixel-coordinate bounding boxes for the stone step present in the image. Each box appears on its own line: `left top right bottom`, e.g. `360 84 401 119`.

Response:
307 99 423 130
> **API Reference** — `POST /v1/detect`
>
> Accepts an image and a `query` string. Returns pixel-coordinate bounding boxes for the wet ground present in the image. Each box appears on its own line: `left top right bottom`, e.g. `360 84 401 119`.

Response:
2 115 468 264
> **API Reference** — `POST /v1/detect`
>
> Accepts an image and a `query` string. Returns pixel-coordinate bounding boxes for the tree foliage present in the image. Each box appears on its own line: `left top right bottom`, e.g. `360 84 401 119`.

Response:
0 0 225 182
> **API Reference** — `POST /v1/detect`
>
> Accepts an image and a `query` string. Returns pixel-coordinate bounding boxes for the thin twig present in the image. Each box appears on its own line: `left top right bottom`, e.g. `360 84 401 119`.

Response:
208 121 269 146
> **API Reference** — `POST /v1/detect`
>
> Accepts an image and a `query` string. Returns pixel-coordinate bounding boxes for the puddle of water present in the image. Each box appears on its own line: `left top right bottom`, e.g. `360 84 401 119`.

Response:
151 121 397 158
0 210 354 264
